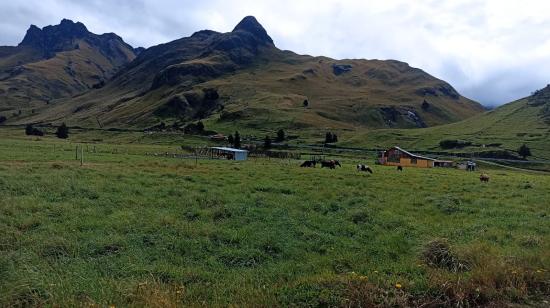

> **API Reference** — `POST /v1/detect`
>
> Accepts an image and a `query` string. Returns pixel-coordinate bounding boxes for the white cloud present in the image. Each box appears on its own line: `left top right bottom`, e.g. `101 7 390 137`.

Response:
1 0 549 106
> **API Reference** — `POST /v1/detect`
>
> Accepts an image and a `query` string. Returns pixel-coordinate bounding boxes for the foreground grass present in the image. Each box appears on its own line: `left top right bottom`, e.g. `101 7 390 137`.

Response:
0 136 548 306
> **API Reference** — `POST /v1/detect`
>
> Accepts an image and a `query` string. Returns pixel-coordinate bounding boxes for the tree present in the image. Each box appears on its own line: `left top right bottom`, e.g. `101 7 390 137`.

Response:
518 144 532 159
276 129 285 142
233 131 241 148
197 121 205 132
25 124 44 136
25 124 34 136
303 99 309 107
332 134 338 143
55 123 69 139
228 134 234 145
264 135 272 149
325 132 333 144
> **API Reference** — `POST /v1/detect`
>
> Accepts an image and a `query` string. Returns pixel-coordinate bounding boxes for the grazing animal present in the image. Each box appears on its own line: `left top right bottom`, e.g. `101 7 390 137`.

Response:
479 173 490 183
300 160 316 168
321 160 341 169
397 166 403 171
357 164 373 174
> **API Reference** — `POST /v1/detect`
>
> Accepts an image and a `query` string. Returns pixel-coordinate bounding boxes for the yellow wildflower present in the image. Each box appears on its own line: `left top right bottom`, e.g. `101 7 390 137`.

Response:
395 283 402 289
359 276 368 280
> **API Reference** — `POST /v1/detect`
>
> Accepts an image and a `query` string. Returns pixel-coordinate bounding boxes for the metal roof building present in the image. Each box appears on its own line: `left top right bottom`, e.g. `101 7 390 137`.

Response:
210 147 248 161
378 146 453 168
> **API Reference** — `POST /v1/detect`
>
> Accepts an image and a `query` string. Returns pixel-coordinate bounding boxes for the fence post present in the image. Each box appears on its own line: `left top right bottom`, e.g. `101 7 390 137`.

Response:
75 145 78 160
80 146 84 166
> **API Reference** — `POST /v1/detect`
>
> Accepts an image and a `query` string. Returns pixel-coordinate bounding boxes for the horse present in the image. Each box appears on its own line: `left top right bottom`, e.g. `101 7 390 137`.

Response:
300 160 316 168
397 166 403 171
321 160 341 169
357 164 373 174
479 173 490 183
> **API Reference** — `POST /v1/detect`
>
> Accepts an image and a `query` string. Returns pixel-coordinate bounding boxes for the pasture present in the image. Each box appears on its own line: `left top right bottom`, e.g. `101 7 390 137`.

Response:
0 132 548 306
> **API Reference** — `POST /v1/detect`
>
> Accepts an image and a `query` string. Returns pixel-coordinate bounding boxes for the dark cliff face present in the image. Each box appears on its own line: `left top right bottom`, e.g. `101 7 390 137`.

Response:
232 16 274 45
17 19 135 63
146 16 278 90
0 19 136 111
19 19 90 57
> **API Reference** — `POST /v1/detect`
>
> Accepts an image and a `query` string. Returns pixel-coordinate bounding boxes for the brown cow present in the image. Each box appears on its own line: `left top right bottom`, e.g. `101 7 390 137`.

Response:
480 173 490 182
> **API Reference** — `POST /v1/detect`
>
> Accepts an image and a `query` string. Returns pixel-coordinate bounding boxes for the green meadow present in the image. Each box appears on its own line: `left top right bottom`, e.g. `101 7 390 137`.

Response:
0 130 548 307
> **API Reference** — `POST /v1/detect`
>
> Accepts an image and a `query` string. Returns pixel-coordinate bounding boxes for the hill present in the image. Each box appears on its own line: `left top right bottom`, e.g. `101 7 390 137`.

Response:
344 85 550 159
12 16 483 130
0 19 136 118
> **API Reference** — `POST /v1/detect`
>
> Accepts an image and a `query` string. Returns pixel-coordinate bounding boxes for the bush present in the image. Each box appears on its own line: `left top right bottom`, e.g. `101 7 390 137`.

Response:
421 239 470 272
183 121 205 134
325 132 338 143
55 123 69 139
276 129 285 142
0 116 6 124
233 131 241 148
518 144 531 159
439 139 472 149
264 135 272 149
25 124 44 136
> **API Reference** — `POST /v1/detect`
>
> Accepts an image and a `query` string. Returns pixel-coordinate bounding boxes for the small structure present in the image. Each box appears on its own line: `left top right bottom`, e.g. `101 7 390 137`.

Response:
378 146 453 168
210 147 248 161
457 160 476 171
209 134 226 141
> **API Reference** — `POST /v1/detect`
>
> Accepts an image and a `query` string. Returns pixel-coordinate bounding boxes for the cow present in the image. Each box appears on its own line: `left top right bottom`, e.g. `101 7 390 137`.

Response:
480 173 490 183
320 160 341 169
397 166 403 171
300 160 316 168
357 164 373 174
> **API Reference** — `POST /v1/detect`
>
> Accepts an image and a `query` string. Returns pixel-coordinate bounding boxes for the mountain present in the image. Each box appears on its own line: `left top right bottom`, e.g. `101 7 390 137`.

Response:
346 85 550 159
0 19 136 116
5 16 483 131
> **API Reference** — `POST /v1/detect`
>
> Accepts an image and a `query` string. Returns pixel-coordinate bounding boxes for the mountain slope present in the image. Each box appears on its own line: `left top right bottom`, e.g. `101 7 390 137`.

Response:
11 16 483 130
346 85 550 159
0 19 136 117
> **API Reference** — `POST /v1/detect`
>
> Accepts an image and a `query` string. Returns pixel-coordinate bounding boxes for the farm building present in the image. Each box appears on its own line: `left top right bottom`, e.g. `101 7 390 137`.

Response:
378 146 453 168
209 147 248 161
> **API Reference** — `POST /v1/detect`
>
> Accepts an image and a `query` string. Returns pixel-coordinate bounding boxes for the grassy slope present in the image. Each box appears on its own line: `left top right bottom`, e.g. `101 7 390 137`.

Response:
0 130 548 306
0 40 135 116
341 97 550 160
17 48 483 131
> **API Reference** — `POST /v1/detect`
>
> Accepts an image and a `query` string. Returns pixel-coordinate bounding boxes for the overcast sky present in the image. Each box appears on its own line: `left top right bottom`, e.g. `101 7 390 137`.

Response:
1 0 550 106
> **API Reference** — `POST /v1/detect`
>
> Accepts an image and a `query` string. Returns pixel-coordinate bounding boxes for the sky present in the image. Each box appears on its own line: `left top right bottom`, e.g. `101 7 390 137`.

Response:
1 0 550 106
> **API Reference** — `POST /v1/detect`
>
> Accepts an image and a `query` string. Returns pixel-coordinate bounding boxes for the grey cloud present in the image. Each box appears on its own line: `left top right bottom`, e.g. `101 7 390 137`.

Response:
1 0 549 107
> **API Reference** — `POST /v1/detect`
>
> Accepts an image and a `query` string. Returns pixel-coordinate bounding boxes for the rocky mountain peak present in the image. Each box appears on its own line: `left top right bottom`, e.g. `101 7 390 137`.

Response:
232 16 273 45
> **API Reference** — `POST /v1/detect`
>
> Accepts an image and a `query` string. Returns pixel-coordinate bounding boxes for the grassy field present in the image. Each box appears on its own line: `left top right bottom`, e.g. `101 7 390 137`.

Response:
0 131 549 307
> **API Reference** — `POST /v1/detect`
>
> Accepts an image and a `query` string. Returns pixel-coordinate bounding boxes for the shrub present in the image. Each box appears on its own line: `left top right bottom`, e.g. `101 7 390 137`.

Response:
439 139 472 149
264 135 272 149
183 121 205 134
518 144 531 159
276 129 285 142
421 239 470 272
0 115 6 124
55 123 69 139
325 132 338 143
233 131 241 148
25 124 44 136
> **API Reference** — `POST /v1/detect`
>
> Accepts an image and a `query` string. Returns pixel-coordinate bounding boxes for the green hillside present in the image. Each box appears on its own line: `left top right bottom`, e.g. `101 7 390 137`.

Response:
13 17 483 130
343 85 550 159
0 19 136 117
